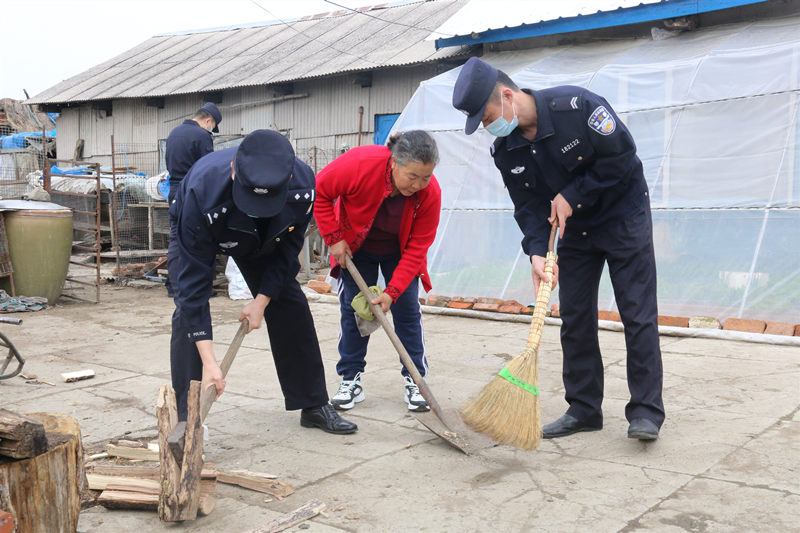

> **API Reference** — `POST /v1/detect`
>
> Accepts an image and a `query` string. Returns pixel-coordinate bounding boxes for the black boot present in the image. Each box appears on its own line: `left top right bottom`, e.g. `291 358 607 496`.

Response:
300 403 358 434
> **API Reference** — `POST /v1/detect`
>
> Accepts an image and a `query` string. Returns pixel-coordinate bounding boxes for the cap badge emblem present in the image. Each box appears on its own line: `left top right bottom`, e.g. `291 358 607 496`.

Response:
253 187 269 194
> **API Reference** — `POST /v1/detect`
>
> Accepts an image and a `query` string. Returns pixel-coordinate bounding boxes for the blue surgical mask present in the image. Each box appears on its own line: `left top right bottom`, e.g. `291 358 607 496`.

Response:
485 96 518 137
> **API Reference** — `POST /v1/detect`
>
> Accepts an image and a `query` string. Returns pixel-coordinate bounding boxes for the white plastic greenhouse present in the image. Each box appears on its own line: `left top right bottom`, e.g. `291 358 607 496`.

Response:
392 13 800 323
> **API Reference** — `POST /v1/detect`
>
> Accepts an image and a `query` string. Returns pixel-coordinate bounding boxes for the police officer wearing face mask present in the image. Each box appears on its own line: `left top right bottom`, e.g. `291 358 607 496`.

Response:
169 129 357 435
453 57 664 441
164 102 222 296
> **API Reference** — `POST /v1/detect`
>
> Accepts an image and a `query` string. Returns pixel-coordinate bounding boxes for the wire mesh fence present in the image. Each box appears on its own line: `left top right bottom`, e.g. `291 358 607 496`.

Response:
0 137 51 200
107 140 166 279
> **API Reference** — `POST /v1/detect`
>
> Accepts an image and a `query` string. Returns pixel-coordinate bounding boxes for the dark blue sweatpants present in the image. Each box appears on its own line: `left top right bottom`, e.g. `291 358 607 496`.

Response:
557 200 665 428
336 251 428 380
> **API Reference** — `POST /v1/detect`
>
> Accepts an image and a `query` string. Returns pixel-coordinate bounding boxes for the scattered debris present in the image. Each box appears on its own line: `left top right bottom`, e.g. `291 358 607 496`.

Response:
61 369 95 383
0 289 48 312
247 499 326 533
85 452 109 462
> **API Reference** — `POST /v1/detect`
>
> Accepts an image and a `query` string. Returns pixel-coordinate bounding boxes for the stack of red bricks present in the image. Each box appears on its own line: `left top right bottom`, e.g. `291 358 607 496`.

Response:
426 295 533 315
424 295 800 337
112 257 166 279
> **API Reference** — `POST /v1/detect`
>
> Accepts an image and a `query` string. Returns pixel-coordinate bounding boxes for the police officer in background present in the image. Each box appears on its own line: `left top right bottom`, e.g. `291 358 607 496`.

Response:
164 102 222 296
453 57 664 441
169 129 357 435
165 102 222 203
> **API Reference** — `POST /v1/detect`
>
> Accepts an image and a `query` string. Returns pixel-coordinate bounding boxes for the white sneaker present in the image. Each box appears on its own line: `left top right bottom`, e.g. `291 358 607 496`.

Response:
331 372 365 410
404 376 430 412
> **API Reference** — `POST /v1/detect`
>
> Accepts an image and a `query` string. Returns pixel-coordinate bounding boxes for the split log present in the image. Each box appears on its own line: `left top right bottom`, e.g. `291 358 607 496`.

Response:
86 473 159 491
97 476 217 516
157 381 204 522
0 409 47 459
106 441 159 461
98 490 158 511
247 499 326 533
217 469 294 500
96 475 215 515
86 463 216 480
0 413 85 533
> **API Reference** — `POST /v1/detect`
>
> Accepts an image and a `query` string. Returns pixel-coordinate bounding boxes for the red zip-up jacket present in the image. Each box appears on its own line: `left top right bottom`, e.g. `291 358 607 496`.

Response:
314 145 441 302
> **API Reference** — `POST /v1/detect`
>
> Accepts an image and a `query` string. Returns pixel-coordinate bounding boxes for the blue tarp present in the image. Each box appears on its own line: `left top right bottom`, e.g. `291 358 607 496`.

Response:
0 129 56 149
50 165 90 175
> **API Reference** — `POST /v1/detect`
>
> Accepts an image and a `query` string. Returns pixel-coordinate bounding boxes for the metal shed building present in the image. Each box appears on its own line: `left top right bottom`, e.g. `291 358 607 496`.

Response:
28 0 473 174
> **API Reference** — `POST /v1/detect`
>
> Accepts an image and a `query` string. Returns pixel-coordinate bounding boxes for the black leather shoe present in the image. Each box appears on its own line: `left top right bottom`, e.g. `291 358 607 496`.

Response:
628 418 659 440
300 403 358 435
542 414 601 439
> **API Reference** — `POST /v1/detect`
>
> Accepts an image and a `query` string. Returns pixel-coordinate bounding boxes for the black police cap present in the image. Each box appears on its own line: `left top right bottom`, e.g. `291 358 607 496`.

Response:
201 102 222 133
232 130 294 218
452 57 499 135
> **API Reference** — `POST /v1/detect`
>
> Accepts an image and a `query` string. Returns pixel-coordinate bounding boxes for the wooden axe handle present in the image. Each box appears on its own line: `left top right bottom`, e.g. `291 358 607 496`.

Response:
199 319 249 422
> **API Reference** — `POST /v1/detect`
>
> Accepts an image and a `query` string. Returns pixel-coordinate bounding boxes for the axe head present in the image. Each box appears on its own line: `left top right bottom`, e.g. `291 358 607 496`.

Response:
166 420 187 464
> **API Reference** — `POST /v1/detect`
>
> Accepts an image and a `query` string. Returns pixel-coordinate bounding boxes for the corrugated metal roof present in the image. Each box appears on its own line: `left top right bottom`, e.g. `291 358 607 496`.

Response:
29 0 471 105
433 0 769 48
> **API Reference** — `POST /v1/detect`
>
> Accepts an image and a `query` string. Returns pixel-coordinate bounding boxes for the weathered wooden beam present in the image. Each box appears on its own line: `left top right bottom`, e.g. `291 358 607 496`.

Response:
247 499 326 533
0 408 48 459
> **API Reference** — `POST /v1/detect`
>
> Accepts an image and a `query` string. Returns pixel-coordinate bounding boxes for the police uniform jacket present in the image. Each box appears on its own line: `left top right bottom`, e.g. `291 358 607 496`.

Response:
165 120 214 181
170 147 315 342
492 86 649 257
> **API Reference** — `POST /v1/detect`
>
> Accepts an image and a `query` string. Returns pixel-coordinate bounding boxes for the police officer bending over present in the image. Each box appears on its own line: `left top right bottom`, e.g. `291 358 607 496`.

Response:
169 129 357 435
453 57 664 441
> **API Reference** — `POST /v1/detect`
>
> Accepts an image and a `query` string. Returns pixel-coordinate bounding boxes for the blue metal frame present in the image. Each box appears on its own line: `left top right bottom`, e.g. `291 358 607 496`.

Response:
435 0 768 49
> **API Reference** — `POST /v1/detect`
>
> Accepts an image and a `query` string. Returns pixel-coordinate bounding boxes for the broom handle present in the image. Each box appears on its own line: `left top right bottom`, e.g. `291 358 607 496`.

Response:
343 256 448 424
527 222 559 349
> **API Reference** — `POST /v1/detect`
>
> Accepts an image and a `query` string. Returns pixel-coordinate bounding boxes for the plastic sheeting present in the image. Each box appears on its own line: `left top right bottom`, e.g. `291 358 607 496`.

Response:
393 15 800 322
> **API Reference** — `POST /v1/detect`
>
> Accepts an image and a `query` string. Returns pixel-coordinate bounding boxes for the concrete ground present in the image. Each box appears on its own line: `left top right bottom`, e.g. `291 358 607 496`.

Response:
2 281 798 533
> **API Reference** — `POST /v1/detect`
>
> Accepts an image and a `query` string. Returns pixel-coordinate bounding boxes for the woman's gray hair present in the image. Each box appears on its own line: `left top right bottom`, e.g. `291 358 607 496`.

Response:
386 130 439 167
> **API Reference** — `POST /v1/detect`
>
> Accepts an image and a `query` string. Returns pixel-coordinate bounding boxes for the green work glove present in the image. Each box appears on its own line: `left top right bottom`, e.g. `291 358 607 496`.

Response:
351 286 383 321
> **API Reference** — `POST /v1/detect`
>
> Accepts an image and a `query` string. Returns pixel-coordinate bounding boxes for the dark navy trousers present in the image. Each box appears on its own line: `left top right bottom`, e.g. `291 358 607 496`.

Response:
557 199 665 428
169 258 329 421
336 251 428 380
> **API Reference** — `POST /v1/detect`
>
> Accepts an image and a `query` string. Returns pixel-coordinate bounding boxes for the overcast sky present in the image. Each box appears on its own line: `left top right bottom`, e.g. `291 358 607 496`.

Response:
0 0 367 100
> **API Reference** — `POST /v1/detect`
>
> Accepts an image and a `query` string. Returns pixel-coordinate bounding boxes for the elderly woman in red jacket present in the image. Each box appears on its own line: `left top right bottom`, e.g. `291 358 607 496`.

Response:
314 130 441 412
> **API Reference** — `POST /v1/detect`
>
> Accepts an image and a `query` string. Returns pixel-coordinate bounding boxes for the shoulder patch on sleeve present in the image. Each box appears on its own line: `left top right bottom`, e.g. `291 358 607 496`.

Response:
588 105 616 135
550 95 581 112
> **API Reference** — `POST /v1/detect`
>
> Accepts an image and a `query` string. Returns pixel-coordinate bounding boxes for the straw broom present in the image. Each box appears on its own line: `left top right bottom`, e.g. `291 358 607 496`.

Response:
461 222 559 450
